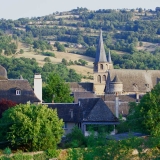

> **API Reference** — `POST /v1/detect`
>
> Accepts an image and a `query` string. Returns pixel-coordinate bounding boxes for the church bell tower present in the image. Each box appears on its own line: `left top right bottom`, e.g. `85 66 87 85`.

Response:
93 30 113 95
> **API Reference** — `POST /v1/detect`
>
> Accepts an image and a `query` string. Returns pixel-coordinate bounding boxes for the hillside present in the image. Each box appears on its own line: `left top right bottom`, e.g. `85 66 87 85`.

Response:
0 7 160 82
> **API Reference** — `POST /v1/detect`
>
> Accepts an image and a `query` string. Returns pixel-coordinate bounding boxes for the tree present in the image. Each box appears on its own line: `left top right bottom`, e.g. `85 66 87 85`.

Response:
0 103 64 151
0 99 16 118
54 41 65 52
43 73 74 103
44 57 51 62
62 58 68 65
138 8 143 13
19 49 24 54
127 83 160 136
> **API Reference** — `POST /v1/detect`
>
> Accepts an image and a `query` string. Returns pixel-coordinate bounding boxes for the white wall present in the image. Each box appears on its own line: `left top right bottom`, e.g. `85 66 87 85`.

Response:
34 74 42 103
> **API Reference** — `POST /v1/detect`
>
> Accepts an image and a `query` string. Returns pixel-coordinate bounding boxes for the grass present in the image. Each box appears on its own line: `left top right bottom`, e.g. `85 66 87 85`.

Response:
6 42 94 82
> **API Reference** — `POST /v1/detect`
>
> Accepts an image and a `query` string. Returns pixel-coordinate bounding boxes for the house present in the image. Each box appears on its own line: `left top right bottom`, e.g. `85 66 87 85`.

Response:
46 98 119 136
0 65 41 104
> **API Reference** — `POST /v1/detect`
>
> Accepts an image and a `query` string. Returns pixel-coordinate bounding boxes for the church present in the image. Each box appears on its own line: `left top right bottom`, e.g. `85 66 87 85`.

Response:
93 30 160 96
70 30 160 115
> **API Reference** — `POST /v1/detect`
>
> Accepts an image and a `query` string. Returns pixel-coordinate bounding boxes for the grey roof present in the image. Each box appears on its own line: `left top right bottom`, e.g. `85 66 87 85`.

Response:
104 94 144 116
81 98 118 122
0 65 7 80
48 103 80 122
95 30 107 63
109 69 160 92
0 79 40 103
111 75 122 83
108 50 112 63
47 98 118 123
73 91 97 103
70 82 93 92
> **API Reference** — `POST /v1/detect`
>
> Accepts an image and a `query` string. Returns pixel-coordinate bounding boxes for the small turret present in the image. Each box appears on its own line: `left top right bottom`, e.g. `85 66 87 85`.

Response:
19 75 23 80
109 75 123 94
108 50 112 63
107 50 114 70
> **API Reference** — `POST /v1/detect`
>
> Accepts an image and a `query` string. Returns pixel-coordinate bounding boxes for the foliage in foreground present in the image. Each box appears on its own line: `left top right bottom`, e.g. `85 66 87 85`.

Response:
127 83 160 136
67 135 160 160
0 104 64 151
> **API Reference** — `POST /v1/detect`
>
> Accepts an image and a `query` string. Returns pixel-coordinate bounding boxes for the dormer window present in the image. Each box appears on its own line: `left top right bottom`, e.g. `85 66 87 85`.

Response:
16 89 21 95
133 83 137 88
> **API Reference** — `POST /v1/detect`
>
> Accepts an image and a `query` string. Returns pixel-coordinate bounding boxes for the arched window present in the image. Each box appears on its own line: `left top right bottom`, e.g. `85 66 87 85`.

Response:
100 64 103 70
97 75 101 83
102 75 106 81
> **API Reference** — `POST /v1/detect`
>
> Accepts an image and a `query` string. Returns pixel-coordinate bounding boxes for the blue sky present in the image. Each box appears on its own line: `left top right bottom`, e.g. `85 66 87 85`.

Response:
0 0 159 20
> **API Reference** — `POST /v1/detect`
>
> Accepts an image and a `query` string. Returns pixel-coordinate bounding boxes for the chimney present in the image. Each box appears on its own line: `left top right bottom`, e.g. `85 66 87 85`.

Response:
34 74 42 103
115 93 119 118
136 93 139 102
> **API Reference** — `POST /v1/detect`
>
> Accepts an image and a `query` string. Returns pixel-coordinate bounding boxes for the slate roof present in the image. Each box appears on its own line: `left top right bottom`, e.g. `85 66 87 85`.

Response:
73 92 97 103
95 30 107 63
0 79 40 103
104 94 139 102
106 102 130 117
104 94 144 116
111 75 122 83
81 98 118 122
47 98 118 123
70 82 93 92
48 103 80 122
109 69 160 92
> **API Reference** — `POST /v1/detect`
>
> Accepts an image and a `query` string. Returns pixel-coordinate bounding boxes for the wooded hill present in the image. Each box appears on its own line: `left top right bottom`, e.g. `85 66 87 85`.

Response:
0 7 160 83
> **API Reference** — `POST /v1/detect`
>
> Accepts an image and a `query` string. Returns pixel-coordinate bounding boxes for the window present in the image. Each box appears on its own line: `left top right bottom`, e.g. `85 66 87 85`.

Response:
16 90 21 95
102 75 106 81
100 64 103 70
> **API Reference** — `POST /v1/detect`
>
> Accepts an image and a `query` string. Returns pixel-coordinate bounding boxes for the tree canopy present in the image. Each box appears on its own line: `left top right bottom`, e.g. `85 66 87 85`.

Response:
0 103 64 151
128 83 160 136
42 73 74 103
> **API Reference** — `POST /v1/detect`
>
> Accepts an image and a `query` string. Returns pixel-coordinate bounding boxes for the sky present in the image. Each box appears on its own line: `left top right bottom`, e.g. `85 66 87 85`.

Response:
0 0 159 20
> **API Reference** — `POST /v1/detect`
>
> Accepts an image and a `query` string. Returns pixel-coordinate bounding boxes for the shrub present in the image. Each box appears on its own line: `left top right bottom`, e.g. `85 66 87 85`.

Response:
45 148 60 158
41 52 55 57
44 57 51 62
12 151 32 160
66 126 86 148
3 148 11 157
33 153 47 160
19 49 24 54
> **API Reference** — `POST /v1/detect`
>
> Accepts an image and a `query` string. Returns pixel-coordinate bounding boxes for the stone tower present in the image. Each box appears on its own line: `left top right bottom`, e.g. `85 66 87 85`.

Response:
93 30 113 95
108 75 123 94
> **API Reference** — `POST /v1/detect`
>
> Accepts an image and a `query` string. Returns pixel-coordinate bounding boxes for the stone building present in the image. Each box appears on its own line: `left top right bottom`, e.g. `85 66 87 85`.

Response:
93 30 160 96
0 65 41 104
70 30 160 116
